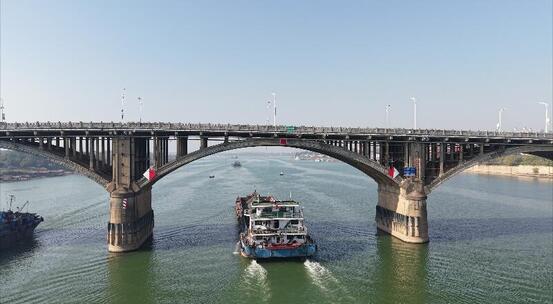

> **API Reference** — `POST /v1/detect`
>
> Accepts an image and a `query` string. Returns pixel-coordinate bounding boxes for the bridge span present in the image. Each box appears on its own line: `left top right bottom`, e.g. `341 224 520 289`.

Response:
1 122 552 252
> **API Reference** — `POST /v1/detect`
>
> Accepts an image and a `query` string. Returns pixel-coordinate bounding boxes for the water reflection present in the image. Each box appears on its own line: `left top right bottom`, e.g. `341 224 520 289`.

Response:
0 236 40 264
374 232 429 304
107 240 154 304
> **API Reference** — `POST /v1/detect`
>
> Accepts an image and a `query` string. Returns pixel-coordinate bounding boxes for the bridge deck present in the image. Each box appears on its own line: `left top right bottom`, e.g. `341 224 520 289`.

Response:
1 122 552 144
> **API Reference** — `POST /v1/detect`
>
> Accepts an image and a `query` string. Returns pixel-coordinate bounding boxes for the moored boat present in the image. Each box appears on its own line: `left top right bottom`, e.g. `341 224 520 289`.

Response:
0 195 44 248
235 191 316 259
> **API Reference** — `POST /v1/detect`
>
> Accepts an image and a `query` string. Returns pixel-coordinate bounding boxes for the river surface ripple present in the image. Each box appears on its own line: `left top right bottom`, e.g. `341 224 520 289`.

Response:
1 154 552 304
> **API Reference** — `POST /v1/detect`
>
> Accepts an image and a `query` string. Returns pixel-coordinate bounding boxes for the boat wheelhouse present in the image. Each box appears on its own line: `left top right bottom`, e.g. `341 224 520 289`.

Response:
235 191 316 259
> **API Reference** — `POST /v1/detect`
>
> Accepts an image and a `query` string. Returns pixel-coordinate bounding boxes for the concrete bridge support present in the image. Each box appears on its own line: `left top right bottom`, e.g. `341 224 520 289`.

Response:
107 136 154 252
176 136 188 158
375 181 429 243
107 187 154 252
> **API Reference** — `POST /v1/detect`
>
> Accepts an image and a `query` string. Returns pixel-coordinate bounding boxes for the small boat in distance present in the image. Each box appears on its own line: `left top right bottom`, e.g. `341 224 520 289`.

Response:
209 175 215 179
235 191 317 259
279 172 284 176
232 161 241 168
1 195 44 248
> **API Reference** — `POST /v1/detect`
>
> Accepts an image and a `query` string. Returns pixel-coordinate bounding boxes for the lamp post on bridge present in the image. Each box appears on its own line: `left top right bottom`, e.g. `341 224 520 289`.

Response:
409 97 417 129
385 104 391 128
266 100 271 126
497 107 506 133
538 102 550 133
272 92 277 127
138 96 143 123
120 88 126 123
0 98 5 124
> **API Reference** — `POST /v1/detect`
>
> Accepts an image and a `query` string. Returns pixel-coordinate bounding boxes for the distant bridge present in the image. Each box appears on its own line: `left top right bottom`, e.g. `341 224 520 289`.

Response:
1 121 552 252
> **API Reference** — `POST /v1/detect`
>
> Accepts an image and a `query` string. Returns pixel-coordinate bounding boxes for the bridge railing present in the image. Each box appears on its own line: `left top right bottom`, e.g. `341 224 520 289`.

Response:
1 121 552 139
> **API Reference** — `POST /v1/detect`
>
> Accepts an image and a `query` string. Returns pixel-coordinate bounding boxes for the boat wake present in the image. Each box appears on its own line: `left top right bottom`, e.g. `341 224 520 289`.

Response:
304 259 338 290
241 260 271 302
304 259 355 303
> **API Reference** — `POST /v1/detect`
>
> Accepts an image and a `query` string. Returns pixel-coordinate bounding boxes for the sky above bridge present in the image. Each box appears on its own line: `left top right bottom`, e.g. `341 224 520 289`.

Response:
0 0 551 131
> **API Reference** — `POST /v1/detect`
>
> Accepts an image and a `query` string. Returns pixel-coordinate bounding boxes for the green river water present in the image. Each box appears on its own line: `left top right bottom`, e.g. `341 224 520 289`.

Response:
1 153 552 303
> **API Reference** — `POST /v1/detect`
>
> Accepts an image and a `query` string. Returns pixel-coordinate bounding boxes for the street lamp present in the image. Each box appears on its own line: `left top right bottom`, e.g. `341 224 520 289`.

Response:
385 104 391 128
538 102 550 133
0 98 5 123
120 88 126 122
266 100 271 125
409 97 417 129
497 108 505 132
138 97 143 123
272 92 277 127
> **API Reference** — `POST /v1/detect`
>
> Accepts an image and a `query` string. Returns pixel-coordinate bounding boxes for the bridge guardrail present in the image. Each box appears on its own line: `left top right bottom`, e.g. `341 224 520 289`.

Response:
1 121 552 139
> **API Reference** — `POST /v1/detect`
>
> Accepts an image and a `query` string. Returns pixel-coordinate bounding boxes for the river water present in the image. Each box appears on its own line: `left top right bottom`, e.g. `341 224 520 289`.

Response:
1 153 552 303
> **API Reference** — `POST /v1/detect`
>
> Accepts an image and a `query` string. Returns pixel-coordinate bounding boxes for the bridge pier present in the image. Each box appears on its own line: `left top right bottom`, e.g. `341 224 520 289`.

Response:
176 136 188 158
375 181 429 243
107 187 154 252
106 136 155 252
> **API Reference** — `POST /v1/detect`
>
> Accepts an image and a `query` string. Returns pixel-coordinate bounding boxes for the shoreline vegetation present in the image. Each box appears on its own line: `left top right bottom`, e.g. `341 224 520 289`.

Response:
1 150 552 182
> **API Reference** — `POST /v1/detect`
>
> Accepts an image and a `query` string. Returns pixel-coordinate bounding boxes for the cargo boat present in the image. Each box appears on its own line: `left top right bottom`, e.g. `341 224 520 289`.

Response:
0 195 43 248
235 191 316 259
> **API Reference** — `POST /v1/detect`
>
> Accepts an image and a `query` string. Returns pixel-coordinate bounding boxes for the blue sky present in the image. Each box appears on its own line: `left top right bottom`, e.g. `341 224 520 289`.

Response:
1 0 551 130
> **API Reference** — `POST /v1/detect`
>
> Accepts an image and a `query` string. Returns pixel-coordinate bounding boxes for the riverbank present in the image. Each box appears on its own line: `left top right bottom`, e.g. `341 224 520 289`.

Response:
0 169 73 182
465 165 553 179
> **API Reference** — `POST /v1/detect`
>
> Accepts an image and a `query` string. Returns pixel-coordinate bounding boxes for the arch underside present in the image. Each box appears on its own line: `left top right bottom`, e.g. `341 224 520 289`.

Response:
426 145 553 193
140 138 400 188
0 139 110 188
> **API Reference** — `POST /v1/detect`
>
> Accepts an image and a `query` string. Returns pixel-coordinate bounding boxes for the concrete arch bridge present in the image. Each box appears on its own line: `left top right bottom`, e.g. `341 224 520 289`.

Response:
1 122 552 252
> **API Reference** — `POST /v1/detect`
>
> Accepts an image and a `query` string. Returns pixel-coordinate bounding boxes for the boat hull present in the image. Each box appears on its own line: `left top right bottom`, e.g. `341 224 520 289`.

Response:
241 241 317 259
0 221 41 249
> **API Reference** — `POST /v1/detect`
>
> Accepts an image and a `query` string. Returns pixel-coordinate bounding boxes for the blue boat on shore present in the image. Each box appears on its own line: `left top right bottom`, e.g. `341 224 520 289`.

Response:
235 191 317 259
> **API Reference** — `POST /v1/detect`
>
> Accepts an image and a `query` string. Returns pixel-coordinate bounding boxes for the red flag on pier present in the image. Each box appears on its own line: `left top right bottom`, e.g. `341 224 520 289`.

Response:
143 166 157 181
388 166 399 178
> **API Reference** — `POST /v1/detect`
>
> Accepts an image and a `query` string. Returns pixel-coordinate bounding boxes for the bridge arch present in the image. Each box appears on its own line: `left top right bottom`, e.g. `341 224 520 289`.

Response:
426 145 553 193
0 140 110 188
139 138 401 189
